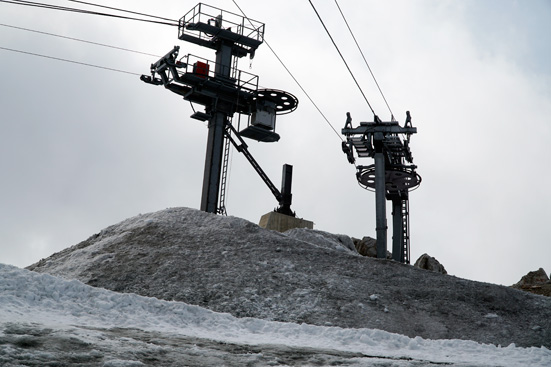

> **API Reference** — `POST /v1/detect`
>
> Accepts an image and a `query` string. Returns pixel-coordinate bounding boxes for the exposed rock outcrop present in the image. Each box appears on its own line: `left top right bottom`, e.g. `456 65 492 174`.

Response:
512 268 551 297
414 253 447 274
352 236 392 259
352 236 377 257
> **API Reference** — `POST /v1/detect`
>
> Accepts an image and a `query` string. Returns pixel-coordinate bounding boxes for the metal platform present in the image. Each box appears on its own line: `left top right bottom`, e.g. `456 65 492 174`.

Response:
178 3 264 58
141 49 260 115
239 125 280 142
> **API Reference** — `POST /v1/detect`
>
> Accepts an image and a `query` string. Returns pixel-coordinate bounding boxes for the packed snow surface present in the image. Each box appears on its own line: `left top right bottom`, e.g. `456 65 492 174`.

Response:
1 264 550 366
28 207 551 349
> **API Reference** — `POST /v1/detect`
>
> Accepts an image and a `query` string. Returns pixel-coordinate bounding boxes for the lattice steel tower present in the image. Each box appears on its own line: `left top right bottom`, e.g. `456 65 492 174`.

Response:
141 3 298 215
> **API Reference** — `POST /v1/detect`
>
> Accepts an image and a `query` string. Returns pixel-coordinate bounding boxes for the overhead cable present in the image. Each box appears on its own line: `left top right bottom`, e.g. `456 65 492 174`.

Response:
66 0 178 23
307 0 376 116
334 0 395 120
231 0 344 142
0 0 178 27
0 23 161 57
0 45 141 75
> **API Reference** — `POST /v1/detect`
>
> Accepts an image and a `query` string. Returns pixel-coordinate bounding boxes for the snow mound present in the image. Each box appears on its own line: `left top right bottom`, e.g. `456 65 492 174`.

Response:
2 264 550 366
284 227 358 254
27 207 551 348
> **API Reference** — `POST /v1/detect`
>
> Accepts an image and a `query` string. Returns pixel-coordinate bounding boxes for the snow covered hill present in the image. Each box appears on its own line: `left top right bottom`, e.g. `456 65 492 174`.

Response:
27 207 551 350
1 264 550 366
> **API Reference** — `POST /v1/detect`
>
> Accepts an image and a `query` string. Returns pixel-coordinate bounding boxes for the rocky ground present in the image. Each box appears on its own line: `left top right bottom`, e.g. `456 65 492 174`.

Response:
27 207 551 348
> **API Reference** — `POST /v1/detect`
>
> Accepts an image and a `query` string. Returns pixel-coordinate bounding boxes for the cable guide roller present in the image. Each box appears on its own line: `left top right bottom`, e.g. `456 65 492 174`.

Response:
240 89 298 143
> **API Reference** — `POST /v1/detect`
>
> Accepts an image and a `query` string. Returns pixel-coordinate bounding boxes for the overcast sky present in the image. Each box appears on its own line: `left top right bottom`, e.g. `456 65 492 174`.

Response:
1 0 550 286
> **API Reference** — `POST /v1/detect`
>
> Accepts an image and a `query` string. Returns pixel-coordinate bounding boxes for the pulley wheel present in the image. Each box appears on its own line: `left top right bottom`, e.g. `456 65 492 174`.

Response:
357 166 421 192
255 89 298 115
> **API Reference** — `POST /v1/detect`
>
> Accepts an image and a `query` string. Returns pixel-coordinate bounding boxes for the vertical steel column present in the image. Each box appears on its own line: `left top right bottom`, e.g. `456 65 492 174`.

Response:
201 111 227 212
200 41 233 213
374 151 387 258
279 164 293 216
392 198 403 262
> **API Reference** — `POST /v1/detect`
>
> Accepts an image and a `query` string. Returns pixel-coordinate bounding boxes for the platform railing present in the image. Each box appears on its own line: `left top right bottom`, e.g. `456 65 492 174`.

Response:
178 3 265 45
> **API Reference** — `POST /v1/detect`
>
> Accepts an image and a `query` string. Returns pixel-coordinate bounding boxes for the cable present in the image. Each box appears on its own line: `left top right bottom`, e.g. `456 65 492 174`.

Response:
0 46 141 75
0 23 161 57
265 41 344 141
334 0 395 120
307 0 376 116
66 0 178 23
231 0 344 142
0 0 178 27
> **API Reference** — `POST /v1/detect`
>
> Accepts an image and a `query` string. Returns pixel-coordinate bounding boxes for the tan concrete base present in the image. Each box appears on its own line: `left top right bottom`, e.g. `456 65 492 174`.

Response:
258 211 314 232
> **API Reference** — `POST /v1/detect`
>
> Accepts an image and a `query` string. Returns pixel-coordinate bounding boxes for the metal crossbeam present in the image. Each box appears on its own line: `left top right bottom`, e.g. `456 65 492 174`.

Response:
224 122 283 204
342 123 417 137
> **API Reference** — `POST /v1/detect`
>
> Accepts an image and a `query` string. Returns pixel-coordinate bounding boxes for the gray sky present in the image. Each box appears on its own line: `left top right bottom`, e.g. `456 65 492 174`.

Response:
1 0 550 286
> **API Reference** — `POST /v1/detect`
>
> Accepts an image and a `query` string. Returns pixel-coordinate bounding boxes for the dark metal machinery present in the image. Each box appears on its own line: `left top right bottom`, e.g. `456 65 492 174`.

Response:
141 3 298 216
342 112 421 263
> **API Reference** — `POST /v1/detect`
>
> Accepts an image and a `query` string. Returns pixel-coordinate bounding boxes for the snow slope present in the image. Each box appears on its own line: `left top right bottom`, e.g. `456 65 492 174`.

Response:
1 263 550 366
28 207 551 349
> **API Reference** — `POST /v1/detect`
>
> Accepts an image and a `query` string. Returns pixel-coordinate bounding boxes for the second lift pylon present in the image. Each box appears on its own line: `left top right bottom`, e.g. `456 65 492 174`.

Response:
342 112 421 264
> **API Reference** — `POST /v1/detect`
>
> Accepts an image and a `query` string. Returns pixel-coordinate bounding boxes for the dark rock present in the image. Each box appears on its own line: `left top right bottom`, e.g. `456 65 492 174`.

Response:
353 236 377 257
352 236 392 259
514 268 549 287
512 268 551 297
413 253 447 274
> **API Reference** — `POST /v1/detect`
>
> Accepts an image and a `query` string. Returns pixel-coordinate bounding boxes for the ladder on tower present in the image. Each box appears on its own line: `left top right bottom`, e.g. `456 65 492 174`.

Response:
217 118 233 216
217 57 243 216
231 52 239 79
401 199 410 264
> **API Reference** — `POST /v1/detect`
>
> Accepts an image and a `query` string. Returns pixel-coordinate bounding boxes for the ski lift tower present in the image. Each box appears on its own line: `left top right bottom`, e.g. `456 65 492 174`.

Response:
341 112 421 263
141 3 299 217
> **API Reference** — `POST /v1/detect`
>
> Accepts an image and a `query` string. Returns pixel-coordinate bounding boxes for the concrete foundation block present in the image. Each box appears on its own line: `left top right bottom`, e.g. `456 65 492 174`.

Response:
258 211 314 232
